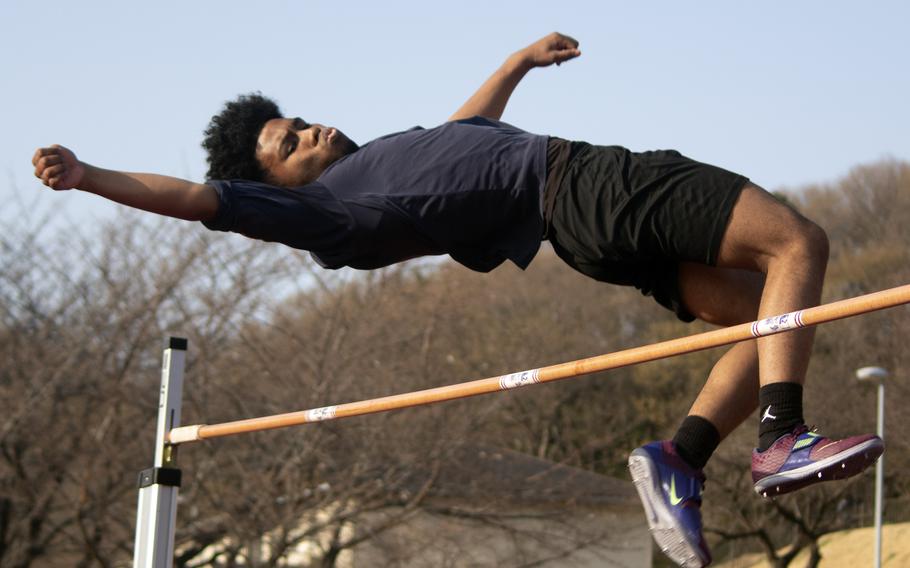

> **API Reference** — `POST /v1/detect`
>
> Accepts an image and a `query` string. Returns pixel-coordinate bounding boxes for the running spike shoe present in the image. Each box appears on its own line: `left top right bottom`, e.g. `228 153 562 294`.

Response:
629 441 711 568
752 425 884 497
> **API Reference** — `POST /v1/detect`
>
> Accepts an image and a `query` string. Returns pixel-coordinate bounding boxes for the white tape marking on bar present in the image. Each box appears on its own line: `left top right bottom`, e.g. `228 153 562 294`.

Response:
751 310 805 338
498 369 541 390
168 424 202 444
306 406 338 422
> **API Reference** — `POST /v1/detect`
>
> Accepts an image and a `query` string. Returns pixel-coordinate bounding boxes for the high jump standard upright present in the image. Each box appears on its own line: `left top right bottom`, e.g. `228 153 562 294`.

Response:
133 337 186 568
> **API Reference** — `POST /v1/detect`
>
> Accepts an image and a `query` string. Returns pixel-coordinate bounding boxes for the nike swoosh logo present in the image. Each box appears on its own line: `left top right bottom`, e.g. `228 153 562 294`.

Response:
669 475 684 506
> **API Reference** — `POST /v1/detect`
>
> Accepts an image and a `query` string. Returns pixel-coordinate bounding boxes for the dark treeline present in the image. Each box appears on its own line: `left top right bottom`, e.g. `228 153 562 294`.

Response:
1 159 908 567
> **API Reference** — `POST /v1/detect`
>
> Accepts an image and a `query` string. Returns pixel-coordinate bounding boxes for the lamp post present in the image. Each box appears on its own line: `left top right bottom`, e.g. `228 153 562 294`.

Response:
856 366 887 568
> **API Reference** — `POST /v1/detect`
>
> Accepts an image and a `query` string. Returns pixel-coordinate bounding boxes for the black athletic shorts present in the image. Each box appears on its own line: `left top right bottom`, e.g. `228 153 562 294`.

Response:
545 140 749 322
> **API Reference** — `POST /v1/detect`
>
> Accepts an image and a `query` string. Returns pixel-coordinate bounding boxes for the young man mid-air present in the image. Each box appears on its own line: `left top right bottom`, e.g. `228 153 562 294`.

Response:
33 33 883 568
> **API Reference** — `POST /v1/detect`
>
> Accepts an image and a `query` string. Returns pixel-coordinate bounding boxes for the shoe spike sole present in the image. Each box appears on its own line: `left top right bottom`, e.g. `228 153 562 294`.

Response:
754 438 883 497
628 452 709 568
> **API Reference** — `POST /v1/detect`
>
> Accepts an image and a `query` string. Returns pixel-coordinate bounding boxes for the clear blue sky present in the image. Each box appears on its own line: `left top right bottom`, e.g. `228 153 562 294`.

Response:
2 1 908 225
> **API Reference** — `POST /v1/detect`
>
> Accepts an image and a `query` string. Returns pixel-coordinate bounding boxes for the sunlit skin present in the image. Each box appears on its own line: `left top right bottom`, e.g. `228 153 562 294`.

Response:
255 117 359 187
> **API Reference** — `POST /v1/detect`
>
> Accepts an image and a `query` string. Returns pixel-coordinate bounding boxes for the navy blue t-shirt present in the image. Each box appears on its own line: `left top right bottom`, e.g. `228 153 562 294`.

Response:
203 116 548 272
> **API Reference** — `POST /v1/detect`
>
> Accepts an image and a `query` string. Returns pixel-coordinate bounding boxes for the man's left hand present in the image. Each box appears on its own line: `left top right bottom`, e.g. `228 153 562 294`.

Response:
516 32 581 69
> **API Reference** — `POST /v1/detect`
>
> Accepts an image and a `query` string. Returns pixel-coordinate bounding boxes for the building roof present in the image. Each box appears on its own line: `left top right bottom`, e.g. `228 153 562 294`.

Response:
408 446 639 510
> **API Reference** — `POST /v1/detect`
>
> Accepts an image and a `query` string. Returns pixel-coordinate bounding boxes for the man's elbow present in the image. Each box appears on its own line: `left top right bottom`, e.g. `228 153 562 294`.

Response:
186 183 219 222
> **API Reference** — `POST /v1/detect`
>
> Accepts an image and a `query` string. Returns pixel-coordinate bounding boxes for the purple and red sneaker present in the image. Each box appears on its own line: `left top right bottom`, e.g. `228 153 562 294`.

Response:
752 425 884 497
629 441 711 568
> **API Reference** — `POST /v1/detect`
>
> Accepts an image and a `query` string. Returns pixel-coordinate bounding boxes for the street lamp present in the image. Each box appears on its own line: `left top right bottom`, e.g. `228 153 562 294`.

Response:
856 366 888 568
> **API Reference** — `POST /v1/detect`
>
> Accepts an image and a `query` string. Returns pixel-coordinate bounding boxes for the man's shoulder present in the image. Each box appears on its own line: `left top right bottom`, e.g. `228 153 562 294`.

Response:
450 115 530 131
370 116 528 143
372 125 425 142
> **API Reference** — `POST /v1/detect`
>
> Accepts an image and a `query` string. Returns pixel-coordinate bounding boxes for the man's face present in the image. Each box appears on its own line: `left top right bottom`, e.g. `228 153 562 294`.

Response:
256 117 358 187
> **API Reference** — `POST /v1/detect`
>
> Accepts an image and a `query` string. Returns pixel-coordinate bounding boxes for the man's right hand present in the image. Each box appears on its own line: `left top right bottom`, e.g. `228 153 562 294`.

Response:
32 145 85 190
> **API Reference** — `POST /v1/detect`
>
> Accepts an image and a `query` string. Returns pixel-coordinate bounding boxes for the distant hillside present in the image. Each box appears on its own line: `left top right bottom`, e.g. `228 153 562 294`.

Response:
716 522 910 567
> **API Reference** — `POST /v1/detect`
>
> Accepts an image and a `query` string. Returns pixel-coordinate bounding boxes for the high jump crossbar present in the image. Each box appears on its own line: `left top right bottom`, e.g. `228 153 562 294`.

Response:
167 283 910 445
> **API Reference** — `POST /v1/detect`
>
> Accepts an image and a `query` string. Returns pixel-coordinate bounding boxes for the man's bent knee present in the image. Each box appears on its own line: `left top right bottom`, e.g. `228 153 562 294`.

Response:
779 216 829 269
716 184 829 273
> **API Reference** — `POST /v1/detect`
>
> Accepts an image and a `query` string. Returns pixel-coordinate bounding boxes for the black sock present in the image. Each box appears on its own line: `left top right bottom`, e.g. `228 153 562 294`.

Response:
672 415 721 471
757 382 804 452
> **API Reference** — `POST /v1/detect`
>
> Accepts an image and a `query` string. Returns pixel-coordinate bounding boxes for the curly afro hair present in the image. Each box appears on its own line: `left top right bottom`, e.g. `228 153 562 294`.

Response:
202 93 283 181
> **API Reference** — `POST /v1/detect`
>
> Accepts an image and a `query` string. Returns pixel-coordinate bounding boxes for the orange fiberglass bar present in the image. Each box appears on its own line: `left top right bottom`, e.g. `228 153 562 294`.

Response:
167 284 910 445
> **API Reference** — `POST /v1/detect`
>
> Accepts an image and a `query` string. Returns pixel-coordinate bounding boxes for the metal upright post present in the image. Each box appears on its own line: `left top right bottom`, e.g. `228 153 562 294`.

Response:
856 365 888 568
873 378 885 568
134 337 187 568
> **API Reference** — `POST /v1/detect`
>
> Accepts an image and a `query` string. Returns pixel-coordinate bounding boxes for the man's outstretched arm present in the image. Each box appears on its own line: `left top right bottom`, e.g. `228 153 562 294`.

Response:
32 145 218 222
448 32 580 122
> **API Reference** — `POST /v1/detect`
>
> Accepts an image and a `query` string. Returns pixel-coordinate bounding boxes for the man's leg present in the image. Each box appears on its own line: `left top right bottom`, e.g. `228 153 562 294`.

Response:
667 183 828 457
670 263 763 473
710 184 883 497
679 262 763 439
675 184 880 465
713 184 827 391
630 186 880 567
660 183 824 485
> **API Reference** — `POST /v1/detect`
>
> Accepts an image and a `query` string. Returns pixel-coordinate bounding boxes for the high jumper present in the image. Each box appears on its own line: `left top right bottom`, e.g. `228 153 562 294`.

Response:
33 32 882 568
